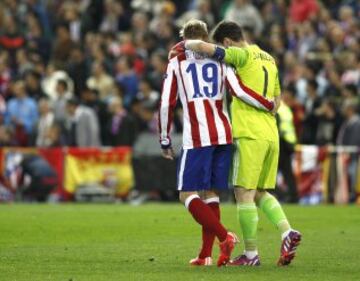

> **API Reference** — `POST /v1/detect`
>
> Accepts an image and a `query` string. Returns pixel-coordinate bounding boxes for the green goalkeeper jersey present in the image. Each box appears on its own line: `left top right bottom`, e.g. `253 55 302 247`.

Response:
224 44 280 142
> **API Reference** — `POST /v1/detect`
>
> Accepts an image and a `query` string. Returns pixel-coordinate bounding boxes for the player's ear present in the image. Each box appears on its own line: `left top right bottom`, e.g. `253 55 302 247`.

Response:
223 38 231 48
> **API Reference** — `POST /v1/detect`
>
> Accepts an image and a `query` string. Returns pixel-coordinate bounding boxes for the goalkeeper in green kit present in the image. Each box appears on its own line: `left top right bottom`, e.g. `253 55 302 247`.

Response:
183 21 302 266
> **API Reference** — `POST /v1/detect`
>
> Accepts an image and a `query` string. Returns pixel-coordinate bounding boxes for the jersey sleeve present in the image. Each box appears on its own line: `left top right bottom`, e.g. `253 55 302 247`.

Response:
225 66 274 111
224 47 249 68
274 71 281 97
158 61 178 149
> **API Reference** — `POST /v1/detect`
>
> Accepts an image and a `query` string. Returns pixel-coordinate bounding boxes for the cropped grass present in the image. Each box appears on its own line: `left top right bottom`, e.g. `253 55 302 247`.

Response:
0 203 359 281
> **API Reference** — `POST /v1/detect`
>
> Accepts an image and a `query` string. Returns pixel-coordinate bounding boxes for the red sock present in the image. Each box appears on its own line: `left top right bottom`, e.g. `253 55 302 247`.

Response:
199 199 220 259
186 195 227 243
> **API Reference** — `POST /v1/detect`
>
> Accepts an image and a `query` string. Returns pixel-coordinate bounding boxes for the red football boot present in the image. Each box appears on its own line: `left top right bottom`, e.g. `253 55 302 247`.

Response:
217 232 239 267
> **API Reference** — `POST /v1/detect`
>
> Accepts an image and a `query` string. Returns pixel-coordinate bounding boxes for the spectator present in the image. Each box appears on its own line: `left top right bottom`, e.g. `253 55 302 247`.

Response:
115 56 139 107
0 15 25 62
36 98 55 147
5 81 38 145
0 0 357 150
130 98 157 134
176 0 214 29
337 100 360 147
62 4 82 42
0 94 6 123
105 96 137 147
315 100 342 145
100 0 127 33
53 79 72 123
15 49 34 77
323 68 342 99
341 84 359 106
282 85 305 141
277 100 298 203
0 125 13 146
341 52 360 86
337 100 360 202
131 11 149 38
289 0 319 23
80 0 105 36
65 98 101 147
25 12 51 62
0 57 11 97
45 123 65 147
137 78 159 110
224 0 263 36
42 63 74 100
81 87 108 144
148 50 167 92
301 80 321 144
66 46 89 96
24 71 45 100
52 24 75 68
86 61 115 101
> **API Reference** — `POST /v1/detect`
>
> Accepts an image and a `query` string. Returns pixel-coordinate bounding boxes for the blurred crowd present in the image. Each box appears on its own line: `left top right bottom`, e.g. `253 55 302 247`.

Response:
0 0 359 148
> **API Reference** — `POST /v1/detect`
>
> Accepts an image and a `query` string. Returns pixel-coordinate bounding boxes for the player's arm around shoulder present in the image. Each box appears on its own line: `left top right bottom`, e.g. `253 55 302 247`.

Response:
225 65 274 112
183 40 249 69
184 40 216 55
184 40 229 62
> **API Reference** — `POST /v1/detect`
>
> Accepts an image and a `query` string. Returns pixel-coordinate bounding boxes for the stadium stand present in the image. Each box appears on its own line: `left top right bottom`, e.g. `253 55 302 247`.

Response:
0 0 358 203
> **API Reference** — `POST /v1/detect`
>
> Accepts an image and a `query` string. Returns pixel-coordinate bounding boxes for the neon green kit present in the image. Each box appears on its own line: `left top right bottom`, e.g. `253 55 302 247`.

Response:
225 45 280 189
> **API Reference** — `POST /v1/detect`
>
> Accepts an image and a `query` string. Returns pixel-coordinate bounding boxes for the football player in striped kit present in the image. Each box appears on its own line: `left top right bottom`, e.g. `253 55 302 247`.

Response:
158 20 274 267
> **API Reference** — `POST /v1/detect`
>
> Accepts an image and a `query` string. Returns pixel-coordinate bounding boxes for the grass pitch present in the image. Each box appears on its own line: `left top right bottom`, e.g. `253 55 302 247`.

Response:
0 204 359 281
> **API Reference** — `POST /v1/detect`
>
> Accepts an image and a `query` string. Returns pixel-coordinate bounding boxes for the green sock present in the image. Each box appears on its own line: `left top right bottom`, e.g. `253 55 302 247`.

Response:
237 203 258 251
258 193 291 235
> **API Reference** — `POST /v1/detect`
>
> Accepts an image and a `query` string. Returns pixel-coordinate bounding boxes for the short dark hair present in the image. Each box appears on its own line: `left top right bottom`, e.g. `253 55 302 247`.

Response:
307 79 318 90
67 98 79 107
212 21 244 44
57 79 68 90
284 83 297 96
344 84 357 96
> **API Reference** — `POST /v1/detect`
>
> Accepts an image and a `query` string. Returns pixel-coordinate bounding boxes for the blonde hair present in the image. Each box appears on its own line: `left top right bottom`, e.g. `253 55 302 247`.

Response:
180 19 208 39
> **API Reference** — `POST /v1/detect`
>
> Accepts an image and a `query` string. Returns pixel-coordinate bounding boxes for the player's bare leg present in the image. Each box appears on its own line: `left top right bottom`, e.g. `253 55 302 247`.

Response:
255 190 302 266
179 191 238 267
228 187 261 266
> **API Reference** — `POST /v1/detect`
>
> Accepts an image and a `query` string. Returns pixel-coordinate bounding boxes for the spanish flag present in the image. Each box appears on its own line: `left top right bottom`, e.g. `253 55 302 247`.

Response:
64 147 134 197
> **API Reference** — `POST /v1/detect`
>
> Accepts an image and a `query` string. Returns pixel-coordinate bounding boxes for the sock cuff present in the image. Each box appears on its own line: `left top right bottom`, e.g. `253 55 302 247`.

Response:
203 197 220 204
237 202 257 210
184 194 200 209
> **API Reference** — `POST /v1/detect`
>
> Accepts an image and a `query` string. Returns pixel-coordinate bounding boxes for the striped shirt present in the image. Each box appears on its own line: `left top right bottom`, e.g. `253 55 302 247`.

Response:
159 51 273 149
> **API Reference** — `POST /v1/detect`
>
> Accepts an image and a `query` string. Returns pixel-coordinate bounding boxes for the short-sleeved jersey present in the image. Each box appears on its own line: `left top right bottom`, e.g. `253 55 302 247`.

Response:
225 44 280 141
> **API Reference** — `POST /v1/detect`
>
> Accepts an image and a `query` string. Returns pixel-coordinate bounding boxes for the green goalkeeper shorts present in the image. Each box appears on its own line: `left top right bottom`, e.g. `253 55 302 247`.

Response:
232 137 279 189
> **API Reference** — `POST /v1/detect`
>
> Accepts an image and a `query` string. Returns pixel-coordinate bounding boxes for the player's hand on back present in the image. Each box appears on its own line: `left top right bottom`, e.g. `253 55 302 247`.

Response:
162 148 175 160
271 96 281 115
168 41 185 60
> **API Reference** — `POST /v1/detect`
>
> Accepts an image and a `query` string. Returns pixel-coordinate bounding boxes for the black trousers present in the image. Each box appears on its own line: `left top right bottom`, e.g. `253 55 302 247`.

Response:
278 139 298 203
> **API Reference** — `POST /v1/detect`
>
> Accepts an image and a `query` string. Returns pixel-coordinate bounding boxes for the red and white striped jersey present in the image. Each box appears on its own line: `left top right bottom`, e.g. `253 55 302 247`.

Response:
159 51 273 149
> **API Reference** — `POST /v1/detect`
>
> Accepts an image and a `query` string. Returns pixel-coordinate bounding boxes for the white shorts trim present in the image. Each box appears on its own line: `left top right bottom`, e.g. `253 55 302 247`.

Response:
177 149 188 190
